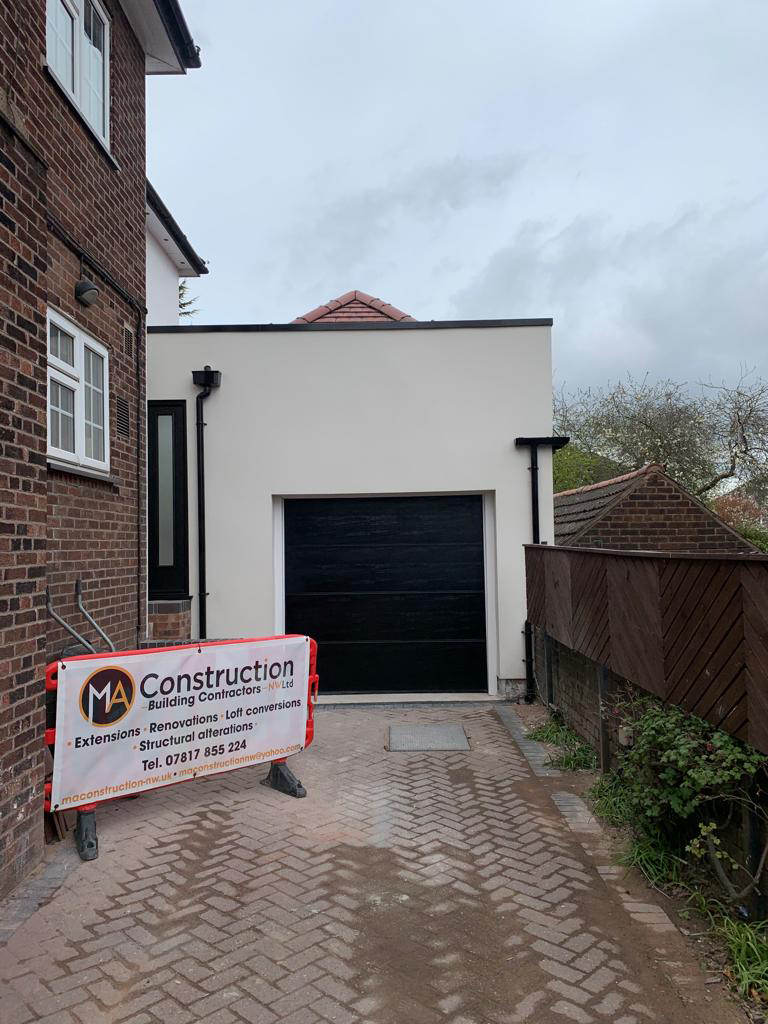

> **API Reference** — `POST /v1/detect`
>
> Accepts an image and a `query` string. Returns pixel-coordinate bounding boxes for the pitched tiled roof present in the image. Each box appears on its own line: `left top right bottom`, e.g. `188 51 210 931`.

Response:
554 465 665 544
292 290 416 324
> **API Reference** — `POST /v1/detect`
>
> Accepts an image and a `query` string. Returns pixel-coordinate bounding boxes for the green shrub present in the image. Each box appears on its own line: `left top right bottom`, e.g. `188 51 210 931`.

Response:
615 697 764 831
586 698 768 1006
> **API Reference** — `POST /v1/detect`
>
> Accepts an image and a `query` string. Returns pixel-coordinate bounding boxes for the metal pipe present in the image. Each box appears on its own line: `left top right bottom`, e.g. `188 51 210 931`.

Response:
530 444 540 543
192 366 221 639
76 579 115 652
46 587 95 653
524 621 535 703
514 436 570 702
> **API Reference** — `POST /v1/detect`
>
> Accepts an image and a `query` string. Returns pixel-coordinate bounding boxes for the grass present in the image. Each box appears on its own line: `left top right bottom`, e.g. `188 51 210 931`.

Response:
588 771 768 1005
526 718 598 771
684 890 768 1001
619 832 685 888
588 771 632 827
716 914 768 1000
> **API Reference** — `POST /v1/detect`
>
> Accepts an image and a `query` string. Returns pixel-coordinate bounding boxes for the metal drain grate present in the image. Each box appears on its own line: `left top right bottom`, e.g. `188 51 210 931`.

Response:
388 724 470 751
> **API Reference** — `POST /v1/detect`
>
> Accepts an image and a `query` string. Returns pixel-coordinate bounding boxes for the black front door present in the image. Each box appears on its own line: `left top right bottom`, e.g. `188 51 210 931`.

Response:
284 495 487 693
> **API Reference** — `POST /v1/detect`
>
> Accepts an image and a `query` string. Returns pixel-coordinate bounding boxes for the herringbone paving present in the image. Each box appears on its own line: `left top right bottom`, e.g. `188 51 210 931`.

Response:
0 708 742 1023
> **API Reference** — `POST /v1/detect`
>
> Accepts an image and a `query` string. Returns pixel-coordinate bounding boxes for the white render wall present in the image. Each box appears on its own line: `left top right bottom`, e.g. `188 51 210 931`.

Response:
146 231 181 327
147 323 554 687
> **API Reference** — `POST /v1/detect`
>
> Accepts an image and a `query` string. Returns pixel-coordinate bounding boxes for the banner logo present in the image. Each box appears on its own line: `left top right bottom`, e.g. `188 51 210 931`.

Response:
79 667 135 726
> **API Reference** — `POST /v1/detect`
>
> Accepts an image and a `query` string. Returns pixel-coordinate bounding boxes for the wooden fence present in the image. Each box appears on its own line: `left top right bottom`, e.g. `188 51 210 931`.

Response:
525 545 768 754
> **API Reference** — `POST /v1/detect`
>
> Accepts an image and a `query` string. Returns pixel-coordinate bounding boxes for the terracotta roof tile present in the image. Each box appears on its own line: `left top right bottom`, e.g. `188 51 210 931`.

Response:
293 290 416 324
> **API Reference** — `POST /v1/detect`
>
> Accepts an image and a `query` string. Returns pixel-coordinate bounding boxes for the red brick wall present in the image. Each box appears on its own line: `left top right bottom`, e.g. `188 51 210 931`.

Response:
575 474 754 553
148 600 192 643
0 119 49 898
0 0 147 897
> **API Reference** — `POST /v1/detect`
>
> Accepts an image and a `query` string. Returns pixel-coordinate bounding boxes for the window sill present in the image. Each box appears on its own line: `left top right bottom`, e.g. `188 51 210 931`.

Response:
43 65 120 172
47 459 121 489
149 598 193 611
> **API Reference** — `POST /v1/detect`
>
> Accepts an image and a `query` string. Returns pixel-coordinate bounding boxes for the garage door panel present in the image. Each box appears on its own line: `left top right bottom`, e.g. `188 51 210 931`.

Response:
286 593 486 643
284 495 487 693
316 641 488 694
284 495 484 547
285 542 485 594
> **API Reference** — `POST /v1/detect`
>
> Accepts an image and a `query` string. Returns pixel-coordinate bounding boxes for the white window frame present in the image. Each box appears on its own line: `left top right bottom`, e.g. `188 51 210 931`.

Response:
45 0 111 146
47 308 110 474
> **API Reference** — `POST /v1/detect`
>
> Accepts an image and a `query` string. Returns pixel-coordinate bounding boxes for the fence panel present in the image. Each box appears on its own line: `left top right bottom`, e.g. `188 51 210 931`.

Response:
607 556 665 696
525 545 768 753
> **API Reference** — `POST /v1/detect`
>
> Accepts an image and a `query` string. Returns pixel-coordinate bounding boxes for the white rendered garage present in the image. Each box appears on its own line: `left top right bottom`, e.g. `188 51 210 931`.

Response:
146 296 555 696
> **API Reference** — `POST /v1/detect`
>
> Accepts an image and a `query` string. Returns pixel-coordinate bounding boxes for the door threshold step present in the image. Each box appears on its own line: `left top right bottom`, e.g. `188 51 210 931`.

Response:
317 692 506 706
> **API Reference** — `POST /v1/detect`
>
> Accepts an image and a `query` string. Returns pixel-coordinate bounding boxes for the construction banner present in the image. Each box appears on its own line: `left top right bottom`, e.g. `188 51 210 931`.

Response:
49 635 311 810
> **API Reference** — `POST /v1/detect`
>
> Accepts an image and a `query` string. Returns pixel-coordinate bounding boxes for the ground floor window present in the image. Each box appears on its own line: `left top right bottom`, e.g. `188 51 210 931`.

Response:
47 308 109 473
148 401 189 599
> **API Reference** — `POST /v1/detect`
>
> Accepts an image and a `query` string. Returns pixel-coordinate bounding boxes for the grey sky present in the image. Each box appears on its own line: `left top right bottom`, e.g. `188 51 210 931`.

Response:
147 0 768 388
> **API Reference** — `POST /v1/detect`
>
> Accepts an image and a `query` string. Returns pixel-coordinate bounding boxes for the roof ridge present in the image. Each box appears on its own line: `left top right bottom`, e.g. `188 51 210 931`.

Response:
555 463 665 498
292 290 416 324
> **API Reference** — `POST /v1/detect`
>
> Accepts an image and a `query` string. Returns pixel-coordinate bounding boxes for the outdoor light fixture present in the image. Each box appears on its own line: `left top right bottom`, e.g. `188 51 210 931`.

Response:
75 277 100 307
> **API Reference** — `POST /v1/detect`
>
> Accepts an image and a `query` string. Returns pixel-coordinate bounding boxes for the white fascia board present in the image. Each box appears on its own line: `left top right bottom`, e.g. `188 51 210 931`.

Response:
145 206 201 278
119 0 185 75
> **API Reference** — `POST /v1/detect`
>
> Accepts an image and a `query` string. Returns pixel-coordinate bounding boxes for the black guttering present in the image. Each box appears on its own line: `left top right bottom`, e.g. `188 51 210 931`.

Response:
146 181 208 276
148 317 553 334
153 0 201 69
515 435 570 704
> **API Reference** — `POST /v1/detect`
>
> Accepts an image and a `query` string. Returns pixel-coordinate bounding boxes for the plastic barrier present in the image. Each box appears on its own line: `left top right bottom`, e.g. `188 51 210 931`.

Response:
44 635 319 859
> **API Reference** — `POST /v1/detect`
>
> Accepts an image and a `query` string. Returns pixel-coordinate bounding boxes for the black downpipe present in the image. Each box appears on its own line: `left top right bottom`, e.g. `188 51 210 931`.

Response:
193 366 221 639
530 443 540 544
524 622 535 703
515 436 570 702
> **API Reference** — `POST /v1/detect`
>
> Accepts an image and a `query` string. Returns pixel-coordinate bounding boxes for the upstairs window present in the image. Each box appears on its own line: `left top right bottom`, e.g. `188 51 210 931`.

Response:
47 309 110 474
46 0 110 144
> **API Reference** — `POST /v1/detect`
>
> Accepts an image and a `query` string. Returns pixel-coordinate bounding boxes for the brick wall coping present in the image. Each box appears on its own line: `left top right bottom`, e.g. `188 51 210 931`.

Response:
525 544 768 562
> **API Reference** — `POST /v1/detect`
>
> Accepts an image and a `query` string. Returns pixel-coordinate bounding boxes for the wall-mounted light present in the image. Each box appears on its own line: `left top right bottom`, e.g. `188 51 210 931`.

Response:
75 277 100 307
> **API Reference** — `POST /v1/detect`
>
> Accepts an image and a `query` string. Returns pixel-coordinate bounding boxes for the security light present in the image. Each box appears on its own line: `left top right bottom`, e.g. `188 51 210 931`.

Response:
75 277 100 307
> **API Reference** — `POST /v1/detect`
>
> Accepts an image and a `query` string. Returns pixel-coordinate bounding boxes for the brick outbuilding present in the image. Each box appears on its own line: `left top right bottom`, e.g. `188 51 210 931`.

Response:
554 463 757 553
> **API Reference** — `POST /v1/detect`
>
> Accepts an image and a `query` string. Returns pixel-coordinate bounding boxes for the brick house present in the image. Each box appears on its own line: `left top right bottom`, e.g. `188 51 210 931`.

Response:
554 463 757 553
0 0 200 898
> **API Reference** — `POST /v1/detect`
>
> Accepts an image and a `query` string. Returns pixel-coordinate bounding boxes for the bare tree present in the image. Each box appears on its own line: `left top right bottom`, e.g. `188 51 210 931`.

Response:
556 371 768 497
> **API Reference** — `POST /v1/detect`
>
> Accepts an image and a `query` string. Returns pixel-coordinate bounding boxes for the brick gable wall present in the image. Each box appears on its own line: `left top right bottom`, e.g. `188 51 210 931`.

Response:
574 474 754 553
0 0 147 897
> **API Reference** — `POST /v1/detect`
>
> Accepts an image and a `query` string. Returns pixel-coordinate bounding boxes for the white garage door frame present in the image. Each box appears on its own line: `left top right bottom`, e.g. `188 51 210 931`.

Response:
272 492 499 696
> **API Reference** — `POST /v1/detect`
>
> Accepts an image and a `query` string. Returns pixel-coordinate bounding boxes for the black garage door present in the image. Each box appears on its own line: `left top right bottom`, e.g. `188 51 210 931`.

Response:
284 495 487 693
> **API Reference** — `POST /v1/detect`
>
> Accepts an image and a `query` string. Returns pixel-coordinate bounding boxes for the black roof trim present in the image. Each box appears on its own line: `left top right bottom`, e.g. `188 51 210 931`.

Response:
147 317 553 334
153 0 201 69
146 180 208 276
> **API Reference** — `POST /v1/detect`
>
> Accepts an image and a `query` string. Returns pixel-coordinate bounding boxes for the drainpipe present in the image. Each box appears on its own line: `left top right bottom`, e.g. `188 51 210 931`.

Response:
515 435 570 701
192 366 221 639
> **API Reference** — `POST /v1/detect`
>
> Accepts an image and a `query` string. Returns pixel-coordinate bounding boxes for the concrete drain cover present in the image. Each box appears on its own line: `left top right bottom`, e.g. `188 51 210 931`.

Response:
388 724 470 751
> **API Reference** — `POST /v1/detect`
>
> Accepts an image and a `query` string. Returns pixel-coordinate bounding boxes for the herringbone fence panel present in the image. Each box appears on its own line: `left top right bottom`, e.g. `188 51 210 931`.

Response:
525 546 768 753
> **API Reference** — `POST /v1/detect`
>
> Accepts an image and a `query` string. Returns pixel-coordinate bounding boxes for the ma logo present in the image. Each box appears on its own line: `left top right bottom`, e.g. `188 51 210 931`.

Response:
79 667 135 726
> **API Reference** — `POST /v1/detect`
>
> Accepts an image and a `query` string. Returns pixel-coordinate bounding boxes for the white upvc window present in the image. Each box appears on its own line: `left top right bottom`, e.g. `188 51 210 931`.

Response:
47 309 110 474
46 0 110 144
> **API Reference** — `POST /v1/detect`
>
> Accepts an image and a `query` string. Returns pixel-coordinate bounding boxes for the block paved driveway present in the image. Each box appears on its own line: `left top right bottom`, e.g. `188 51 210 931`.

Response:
0 707 743 1024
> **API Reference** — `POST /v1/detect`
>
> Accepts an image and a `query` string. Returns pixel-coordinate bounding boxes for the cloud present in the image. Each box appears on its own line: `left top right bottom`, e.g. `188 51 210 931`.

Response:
281 151 528 274
453 198 768 387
